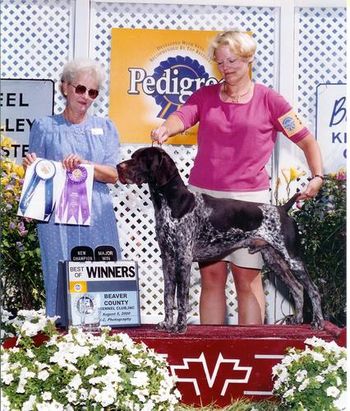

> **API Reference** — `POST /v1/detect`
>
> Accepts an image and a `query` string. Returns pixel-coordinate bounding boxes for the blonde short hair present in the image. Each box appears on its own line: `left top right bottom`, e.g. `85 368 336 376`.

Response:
60 58 106 89
208 30 257 61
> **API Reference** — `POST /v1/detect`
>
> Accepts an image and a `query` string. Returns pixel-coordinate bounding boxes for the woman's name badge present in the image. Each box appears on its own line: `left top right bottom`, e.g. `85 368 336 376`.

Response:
91 128 103 135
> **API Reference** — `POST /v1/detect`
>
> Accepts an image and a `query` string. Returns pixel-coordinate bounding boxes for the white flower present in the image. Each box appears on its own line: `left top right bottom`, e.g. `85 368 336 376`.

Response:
42 392 52 401
326 386 340 398
305 336 326 348
333 391 347 410
298 378 310 391
36 400 65 410
142 399 155 411
79 388 88 401
22 395 37 411
100 353 122 369
68 374 82 390
131 371 149 387
1 370 14 385
37 370 50 381
0 392 11 411
100 387 117 407
85 364 96 376
283 387 295 398
295 369 308 382
310 351 325 362
66 389 78 404
315 375 325 383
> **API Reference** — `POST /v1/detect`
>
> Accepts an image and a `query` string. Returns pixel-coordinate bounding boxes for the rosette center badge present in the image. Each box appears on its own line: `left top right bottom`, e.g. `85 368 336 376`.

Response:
151 56 209 119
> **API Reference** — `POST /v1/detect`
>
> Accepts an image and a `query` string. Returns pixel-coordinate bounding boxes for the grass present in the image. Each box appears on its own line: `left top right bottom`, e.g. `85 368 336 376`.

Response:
175 399 282 410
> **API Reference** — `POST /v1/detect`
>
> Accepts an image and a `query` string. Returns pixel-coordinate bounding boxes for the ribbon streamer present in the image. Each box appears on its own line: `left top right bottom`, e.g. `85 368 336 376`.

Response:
19 159 56 219
57 165 90 224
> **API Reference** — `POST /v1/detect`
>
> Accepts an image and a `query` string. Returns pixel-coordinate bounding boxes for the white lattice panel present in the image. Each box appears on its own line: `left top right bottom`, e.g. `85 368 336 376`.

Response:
296 7 347 134
0 0 73 114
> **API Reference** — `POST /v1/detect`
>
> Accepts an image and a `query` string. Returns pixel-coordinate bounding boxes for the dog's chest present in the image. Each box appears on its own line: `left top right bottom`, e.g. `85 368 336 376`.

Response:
155 199 200 249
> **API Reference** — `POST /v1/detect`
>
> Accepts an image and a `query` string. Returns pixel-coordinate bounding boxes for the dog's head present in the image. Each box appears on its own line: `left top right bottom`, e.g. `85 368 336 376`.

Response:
117 147 178 187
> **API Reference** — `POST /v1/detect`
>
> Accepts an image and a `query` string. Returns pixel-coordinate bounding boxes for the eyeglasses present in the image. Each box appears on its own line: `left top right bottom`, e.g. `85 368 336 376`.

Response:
216 57 243 68
70 84 99 99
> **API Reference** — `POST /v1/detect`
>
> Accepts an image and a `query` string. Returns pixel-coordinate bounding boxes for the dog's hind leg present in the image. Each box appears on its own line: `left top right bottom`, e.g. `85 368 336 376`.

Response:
260 247 305 324
289 261 324 329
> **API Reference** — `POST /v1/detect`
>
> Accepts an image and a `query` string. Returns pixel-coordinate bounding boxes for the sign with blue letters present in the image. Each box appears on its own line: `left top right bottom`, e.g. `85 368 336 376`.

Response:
316 83 346 173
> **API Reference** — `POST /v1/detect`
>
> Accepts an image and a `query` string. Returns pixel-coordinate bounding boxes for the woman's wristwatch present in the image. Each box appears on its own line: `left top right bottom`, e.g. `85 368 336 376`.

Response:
310 174 325 181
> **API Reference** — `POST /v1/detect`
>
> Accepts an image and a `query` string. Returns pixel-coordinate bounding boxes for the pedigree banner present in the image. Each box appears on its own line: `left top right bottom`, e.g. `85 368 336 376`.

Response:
109 29 221 144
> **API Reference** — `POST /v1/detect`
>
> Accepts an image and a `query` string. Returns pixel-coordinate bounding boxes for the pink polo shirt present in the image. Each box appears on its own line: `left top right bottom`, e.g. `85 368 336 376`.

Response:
174 83 309 191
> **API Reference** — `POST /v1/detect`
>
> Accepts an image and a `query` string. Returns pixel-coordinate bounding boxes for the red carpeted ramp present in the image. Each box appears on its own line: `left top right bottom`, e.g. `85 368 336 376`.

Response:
121 322 346 407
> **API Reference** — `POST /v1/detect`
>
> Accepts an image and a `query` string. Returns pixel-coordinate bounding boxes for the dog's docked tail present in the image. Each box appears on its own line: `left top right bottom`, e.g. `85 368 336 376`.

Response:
282 193 300 212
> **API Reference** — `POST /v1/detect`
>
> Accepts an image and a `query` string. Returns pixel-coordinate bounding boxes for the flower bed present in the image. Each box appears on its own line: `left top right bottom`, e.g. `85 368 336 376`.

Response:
272 336 347 410
1 311 180 410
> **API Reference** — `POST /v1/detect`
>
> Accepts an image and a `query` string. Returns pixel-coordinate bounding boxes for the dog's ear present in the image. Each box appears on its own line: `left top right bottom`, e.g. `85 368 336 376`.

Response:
152 151 178 187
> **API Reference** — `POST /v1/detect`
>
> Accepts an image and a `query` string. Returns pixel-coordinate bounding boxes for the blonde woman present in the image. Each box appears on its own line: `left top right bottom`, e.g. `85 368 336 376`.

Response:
151 29 323 326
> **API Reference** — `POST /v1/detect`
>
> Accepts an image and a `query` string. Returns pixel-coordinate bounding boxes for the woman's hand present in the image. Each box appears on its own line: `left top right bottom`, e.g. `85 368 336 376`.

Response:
62 154 87 171
151 125 170 145
22 152 37 170
298 176 323 200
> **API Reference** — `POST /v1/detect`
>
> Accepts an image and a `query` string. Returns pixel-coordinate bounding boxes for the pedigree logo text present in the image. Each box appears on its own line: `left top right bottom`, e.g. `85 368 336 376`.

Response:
109 29 221 144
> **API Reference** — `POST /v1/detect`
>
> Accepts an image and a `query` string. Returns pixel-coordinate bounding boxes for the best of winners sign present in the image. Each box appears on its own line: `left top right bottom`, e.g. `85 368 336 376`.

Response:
61 260 140 328
316 83 347 173
109 28 222 144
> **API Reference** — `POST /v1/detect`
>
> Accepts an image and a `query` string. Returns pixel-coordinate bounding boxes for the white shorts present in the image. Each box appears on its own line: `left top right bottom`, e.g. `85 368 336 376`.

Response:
188 185 271 269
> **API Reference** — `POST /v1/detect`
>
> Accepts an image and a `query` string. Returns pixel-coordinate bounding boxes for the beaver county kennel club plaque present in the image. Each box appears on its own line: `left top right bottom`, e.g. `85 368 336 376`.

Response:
57 261 140 328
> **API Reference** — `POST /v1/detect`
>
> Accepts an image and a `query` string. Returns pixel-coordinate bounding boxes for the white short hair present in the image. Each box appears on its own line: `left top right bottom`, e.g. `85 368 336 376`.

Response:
60 58 106 88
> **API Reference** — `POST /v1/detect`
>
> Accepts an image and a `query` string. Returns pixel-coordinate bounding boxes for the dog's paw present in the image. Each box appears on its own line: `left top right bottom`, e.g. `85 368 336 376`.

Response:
156 321 173 332
284 315 302 325
311 317 325 330
171 323 187 334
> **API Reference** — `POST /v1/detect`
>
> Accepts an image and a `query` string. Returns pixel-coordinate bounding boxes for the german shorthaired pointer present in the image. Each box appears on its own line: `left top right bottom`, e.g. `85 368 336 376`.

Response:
117 147 324 333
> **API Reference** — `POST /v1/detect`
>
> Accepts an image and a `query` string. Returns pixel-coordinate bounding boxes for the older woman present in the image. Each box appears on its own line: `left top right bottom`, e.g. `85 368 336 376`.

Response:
23 58 121 316
151 29 323 326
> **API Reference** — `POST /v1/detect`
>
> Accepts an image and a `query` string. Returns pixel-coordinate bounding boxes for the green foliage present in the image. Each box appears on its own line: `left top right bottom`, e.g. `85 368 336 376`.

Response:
1 135 45 312
292 171 346 326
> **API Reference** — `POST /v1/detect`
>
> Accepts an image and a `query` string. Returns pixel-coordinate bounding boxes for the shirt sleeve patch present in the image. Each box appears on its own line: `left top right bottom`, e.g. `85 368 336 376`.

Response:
278 109 305 138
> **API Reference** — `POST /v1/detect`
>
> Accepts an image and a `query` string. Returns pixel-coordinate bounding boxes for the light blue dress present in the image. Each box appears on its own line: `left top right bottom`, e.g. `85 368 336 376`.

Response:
29 114 121 316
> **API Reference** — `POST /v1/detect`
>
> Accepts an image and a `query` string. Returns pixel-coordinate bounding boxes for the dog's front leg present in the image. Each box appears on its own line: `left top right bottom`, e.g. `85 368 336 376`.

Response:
169 256 192 333
156 252 176 332
172 257 192 334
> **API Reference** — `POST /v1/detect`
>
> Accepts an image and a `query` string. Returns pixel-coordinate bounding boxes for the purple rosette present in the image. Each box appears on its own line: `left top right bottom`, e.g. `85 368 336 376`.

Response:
57 165 90 224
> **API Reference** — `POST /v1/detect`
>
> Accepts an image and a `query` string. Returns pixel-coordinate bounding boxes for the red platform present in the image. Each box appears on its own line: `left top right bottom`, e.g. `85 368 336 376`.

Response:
121 322 345 407
2 322 345 407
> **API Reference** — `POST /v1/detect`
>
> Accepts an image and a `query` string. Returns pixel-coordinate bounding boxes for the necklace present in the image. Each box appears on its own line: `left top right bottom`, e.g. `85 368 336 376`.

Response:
223 82 252 103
